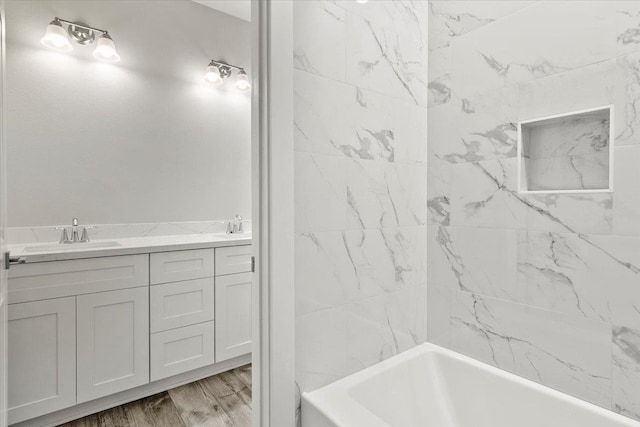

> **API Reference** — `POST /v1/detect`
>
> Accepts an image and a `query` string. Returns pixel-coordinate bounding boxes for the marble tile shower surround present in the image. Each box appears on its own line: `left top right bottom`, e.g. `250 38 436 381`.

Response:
428 0 640 422
7 220 252 244
293 0 428 411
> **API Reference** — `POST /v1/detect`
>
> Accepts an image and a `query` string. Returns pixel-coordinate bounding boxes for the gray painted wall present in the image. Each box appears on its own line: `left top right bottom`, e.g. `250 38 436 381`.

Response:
6 0 251 227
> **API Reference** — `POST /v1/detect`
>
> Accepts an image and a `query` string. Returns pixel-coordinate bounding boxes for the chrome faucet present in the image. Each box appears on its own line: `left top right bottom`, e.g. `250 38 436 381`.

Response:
56 218 94 244
226 214 244 234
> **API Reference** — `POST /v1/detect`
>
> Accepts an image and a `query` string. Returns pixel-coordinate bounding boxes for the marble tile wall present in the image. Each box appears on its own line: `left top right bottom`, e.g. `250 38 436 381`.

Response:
293 0 428 408
428 0 640 421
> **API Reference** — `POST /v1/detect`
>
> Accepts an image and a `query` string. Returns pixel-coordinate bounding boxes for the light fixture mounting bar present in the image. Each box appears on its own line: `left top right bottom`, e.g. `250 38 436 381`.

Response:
208 60 245 72
55 17 108 35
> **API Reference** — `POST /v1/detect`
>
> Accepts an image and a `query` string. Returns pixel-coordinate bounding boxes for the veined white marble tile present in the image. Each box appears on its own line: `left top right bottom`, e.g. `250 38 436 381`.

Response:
294 152 348 233
427 286 451 347
427 159 451 226
390 98 428 165
616 1 640 57
612 146 640 236
449 158 613 234
516 231 610 322
345 2 428 106
293 1 346 81
295 231 355 316
428 44 452 107
426 225 518 300
428 101 456 165
294 70 362 158
428 1 527 51
520 192 613 235
450 291 612 408
347 159 426 229
347 284 427 373
6 220 245 245
449 158 520 229
450 1 617 99
616 52 640 146
518 58 618 126
613 326 640 421
583 234 640 329
429 44 451 84
342 226 426 302
525 154 610 192
295 69 425 163
428 74 452 108
436 85 518 163
296 306 349 393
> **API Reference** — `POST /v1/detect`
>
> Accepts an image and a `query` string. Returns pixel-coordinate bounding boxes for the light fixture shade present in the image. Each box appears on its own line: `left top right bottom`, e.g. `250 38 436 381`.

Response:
204 65 223 86
41 20 73 52
235 70 251 92
93 33 120 62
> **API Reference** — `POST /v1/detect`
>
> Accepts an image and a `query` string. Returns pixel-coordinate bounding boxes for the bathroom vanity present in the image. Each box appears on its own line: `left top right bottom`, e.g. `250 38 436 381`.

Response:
5 234 252 426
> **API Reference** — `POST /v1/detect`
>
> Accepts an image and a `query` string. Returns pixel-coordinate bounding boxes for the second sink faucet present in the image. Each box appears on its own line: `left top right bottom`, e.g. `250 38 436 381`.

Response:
226 214 244 234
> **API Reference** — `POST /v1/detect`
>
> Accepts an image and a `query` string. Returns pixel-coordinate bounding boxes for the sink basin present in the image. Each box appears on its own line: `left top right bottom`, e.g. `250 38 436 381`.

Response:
214 234 249 240
24 241 121 253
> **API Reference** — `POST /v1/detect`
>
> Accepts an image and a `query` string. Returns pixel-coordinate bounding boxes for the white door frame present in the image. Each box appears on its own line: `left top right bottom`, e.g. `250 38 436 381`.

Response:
251 1 295 426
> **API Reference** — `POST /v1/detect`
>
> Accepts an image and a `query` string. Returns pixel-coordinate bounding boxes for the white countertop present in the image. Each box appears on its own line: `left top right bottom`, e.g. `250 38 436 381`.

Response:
8 233 252 263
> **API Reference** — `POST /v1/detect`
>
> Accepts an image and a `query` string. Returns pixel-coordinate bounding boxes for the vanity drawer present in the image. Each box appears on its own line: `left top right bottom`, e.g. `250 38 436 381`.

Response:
150 277 215 332
150 321 215 381
215 245 252 276
8 254 149 304
150 249 215 285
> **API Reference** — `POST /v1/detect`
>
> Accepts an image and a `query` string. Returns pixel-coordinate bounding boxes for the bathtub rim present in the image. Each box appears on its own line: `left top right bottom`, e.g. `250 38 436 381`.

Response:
301 342 640 427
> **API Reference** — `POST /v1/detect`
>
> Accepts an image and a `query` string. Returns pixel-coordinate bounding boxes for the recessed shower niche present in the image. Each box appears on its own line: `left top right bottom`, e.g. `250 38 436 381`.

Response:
517 106 614 193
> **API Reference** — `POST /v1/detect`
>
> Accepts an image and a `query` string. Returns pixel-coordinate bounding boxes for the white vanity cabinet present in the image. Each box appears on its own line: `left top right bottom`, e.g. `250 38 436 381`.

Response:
6 241 252 425
8 297 76 424
76 287 150 403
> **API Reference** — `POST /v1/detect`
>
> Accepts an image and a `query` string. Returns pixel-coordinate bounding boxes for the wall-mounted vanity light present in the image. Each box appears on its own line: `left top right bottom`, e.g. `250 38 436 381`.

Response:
204 60 251 92
41 17 120 62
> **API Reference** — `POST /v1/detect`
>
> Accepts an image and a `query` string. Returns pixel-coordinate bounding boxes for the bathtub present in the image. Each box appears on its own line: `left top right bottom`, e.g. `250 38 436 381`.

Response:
301 343 640 427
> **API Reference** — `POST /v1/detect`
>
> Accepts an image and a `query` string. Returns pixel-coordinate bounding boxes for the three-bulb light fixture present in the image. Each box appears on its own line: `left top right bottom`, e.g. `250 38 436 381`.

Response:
41 17 120 62
204 60 251 92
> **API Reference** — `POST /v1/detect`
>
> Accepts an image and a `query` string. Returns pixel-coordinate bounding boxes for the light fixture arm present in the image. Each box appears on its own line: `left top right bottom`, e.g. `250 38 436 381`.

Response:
55 17 108 37
208 60 245 73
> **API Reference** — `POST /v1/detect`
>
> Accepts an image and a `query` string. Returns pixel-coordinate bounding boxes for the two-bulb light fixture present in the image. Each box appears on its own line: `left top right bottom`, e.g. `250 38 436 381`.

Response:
204 60 251 92
41 17 120 62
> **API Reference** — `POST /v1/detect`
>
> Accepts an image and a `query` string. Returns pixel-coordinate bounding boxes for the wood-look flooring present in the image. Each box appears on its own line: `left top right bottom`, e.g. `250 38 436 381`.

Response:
60 365 252 427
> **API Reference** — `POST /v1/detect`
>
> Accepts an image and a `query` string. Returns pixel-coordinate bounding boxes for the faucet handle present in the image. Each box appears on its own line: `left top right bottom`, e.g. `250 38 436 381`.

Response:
54 226 71 244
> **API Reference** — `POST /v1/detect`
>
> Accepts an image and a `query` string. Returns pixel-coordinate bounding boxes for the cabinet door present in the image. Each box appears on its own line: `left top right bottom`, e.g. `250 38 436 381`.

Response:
8 297 76 424
215 273 252 362
77 287 149 403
